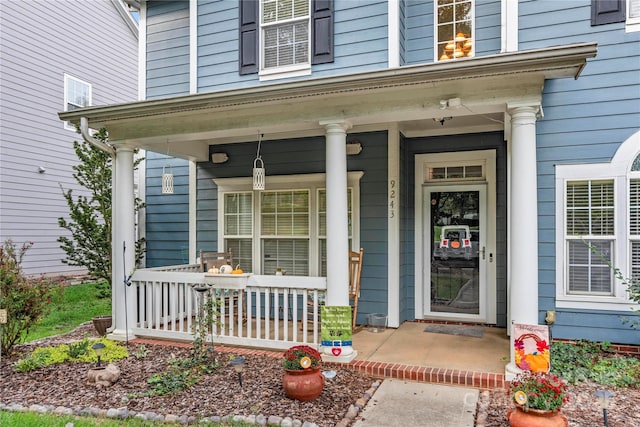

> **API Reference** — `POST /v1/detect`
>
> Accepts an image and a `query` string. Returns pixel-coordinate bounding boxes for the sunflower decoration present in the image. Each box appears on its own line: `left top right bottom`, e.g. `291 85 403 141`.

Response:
514 390 528 406
299 356 312 369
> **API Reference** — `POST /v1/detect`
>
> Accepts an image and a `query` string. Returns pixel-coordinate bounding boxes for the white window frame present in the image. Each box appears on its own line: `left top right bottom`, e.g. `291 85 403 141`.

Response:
63 73 92 131
214 172 362 275
555 131 640 310
434 0 475 62
259 0 312 81
627 0 640 32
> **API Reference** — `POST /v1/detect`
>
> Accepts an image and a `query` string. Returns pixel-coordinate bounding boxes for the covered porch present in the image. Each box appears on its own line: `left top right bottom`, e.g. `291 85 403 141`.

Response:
59 43 596 373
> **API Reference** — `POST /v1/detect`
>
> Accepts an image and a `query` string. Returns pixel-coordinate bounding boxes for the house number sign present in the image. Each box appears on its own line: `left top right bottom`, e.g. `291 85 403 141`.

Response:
389 179 396 219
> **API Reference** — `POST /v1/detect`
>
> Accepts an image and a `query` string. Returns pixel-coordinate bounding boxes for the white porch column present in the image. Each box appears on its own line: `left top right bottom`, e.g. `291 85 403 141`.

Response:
506 105 540 378
109 144 137 342
320 120 355 360
321 120 351 306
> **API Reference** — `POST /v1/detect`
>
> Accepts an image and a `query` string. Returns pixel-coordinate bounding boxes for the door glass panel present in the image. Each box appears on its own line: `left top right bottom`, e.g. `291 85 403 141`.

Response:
429 190 480 315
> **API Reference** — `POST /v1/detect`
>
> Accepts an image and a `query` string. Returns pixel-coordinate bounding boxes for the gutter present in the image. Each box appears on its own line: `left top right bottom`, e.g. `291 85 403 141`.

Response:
59 42 597 127
80 117 116 156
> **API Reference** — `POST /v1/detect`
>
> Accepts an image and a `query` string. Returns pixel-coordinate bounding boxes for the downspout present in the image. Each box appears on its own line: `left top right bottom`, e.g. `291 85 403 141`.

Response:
80 117 116 156
80 116 118 329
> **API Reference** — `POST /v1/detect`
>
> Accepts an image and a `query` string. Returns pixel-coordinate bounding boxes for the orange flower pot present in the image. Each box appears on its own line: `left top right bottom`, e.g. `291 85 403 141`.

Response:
507 406 568 427
282 367 325 401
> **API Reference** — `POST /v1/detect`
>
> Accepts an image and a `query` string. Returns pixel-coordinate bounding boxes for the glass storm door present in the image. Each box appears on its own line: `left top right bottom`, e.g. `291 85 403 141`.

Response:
424 185 486 319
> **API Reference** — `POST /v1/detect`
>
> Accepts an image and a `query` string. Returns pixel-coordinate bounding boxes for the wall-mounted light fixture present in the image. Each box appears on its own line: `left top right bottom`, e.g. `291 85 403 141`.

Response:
346 140 363 156
211 152 229 164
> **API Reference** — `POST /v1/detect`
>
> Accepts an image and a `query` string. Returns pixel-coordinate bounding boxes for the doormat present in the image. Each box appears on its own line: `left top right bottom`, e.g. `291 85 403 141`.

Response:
423 324 484 338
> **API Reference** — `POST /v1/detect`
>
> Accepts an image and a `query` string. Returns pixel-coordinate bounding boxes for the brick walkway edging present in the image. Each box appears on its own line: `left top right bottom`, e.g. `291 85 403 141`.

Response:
133 338 506 390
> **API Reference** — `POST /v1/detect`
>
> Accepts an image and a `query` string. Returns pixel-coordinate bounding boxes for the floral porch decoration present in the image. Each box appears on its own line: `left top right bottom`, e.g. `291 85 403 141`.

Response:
282 345 322 370
282 345 325 401
506 371 569 427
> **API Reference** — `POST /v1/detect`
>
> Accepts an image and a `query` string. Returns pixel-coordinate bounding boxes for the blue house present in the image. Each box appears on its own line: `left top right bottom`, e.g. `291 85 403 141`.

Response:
60 0 639 375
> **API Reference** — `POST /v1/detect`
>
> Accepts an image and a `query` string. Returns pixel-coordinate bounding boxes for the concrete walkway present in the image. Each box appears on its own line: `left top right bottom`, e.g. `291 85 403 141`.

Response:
353 379 478 427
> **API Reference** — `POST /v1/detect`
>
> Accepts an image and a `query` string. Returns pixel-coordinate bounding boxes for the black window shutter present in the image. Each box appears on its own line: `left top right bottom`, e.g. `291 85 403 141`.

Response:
591 0 626 25
312 0 334 64
239 0 259 75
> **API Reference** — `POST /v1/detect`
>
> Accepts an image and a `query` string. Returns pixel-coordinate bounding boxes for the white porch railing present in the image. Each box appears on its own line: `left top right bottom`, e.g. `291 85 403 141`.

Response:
130 265 326 351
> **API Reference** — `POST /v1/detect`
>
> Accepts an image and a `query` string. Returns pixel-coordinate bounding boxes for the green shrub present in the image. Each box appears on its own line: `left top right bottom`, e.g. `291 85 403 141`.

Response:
551 340 640 387
13 338 128 372
0 240 62 355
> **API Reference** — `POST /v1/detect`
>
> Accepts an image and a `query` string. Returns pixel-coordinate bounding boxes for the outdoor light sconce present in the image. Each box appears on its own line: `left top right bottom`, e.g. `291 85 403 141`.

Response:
346 141 363 156
230 356 246 388
92 342 106 369
594 389 613 427
211 152 229 164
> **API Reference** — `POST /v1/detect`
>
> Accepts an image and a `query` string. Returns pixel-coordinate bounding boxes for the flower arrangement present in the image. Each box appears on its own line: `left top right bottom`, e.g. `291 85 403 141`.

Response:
282 345 322 370
510 371 569 412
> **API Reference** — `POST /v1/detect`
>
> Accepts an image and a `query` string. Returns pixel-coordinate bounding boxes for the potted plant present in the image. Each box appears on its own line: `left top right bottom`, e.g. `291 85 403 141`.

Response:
282 345 324 401
507 371 569 427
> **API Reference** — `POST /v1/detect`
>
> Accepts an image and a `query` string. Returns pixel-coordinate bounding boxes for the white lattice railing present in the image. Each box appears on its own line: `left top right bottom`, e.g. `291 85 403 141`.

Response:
130 266 326 350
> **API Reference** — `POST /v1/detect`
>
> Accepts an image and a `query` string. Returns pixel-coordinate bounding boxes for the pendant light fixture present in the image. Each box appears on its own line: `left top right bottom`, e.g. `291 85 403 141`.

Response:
162 141 174 194
253 133 265 191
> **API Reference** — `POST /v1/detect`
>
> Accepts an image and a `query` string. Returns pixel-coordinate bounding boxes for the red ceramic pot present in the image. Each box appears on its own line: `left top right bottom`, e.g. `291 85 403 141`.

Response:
282 367 325 401
507 406 568 427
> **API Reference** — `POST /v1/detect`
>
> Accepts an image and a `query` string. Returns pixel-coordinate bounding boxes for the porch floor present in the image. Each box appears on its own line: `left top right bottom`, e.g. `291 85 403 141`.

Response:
133 321 509 390
350 321 508 389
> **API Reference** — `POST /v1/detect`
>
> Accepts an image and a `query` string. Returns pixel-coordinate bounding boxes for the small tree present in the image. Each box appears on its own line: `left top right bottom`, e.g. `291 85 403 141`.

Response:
0 240 61 355
58 128 145 285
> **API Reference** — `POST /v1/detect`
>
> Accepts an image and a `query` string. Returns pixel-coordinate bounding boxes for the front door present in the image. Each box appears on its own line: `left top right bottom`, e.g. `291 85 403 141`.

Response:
424 185 486 319
416 150 496 323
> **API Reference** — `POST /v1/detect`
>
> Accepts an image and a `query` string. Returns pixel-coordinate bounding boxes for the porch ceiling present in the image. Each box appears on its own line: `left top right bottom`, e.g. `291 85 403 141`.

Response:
59 42 597 161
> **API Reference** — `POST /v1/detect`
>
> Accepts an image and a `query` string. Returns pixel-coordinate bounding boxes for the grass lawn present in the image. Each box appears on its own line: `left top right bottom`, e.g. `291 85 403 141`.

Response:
24 280 111 342
0 411 163 427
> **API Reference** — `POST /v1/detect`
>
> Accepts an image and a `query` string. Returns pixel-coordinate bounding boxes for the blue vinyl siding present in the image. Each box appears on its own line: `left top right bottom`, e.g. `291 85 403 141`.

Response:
399 0 407 65
197 0 389 93
195 131 388 326
521 0 640 344
404 0 433 64
403 0 501 65
474 0 501 56
144 152 190 267
403 132 507 327
147 0 190 99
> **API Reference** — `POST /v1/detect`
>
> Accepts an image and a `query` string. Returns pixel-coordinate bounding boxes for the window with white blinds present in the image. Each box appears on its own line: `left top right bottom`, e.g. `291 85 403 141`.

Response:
565 180 615 295
556 135 640 309
218 172 362 276
629 0 640 31
261 190 310 275
630 177 640 283
261 0 310 70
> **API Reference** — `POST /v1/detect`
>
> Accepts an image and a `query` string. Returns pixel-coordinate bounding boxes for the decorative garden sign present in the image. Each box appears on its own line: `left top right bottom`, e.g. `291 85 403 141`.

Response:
321 306 352 356
513 323 551 373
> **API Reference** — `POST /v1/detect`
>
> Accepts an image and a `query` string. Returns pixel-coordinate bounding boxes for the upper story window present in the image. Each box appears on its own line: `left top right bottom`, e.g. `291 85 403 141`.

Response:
63 74 91 130
555 131 640 310
262 0 310 71
239 0 334 79
436 0 474 62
